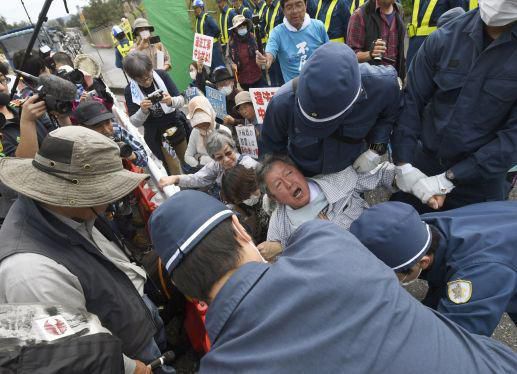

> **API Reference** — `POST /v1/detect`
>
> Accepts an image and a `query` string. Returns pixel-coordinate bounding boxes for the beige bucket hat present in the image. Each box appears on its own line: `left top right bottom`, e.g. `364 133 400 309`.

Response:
228 14 251 31
233 90 252 110
0 126 149 208
187 95 216 127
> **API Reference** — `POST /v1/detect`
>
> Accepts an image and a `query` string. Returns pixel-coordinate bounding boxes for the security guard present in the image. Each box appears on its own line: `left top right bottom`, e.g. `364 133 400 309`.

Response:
260 43 399 177
216 0 238 55
112 25 134 69
313 0 350 43
233 0 253 19
250 0 267 17
392 5 517 212
193 0 226 69
259 0 284 86
349 0 365 13
150 190 517 373
351 201 517 336
406 0 476 68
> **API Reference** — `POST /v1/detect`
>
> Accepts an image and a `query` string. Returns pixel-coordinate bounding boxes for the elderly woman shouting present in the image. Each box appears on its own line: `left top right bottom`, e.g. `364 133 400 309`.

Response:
124 51 187 175
184 96 232 169
159 129 258 190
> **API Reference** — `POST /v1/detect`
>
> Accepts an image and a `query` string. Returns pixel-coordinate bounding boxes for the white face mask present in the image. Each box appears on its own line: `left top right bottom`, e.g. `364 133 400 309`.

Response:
139 30 151 39
189 70 197 80
237 27 248 36
479 0 517 27
198 128 212 137
219 85 233 96
243 193 261 206
400 266 422 287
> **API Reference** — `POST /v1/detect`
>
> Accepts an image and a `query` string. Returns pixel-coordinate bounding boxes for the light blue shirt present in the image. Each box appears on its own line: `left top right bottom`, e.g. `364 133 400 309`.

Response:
266 15 329 82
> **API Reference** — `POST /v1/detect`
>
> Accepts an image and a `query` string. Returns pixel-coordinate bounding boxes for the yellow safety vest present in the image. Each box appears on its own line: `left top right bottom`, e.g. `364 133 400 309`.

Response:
469 0 478 10
316 0 344 43
407 0 438 38
350 0 365 14
240 6 250 16
116 40 134 58
219 7 235 46
196 13 220 43
263 1 281 44
256 2 267 18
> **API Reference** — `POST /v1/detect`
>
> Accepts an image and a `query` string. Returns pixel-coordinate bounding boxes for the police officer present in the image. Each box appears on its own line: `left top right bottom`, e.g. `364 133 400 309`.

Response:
312 0 351 43
258 0 284 86
216 0 238 57
232 0 253 19
249 0 267 17
406 0 476 68
392 3 517 212
112 25 134 69
149 190 517 373
349 0 366 13
193 0 226 69
260 42 399 177
351 201 517 336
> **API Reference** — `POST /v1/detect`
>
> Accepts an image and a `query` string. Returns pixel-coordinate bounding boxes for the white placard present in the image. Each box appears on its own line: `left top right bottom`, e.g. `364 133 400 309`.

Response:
192 33 213 67
156 50 165 70
236 125 259 159
249 87 279 124
31 315 74 341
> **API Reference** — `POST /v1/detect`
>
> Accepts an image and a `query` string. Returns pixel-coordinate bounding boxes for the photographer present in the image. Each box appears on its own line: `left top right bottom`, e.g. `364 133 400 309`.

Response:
74 101 147 168
12 49 51 99
133 18 171 71
124 51 187 175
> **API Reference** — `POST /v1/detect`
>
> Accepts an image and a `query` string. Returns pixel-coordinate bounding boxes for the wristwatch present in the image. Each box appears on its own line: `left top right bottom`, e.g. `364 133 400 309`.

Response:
369 143 388 155
445 169 455 181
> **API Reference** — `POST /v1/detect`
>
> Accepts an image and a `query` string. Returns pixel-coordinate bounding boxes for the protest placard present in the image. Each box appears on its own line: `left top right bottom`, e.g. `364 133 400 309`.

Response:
185 87 201 102
236 125 259 159
192 33 213 67
205 86 227 119
249 87 279 124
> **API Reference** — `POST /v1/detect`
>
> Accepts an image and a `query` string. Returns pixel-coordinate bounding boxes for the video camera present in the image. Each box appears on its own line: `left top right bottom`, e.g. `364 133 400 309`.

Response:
56 67 85 85
146 89 164 104
39 45 56 72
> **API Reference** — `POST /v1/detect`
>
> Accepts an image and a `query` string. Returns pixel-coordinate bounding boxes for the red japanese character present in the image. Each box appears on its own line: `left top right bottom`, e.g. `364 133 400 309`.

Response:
253 91 264 106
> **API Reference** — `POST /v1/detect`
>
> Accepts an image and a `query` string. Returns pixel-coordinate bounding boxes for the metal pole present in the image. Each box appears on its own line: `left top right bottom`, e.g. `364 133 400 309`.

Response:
79 12 105 64
10 0 55 99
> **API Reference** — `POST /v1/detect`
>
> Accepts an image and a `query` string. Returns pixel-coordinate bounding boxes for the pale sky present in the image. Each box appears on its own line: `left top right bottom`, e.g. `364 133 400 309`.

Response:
1 0 89 24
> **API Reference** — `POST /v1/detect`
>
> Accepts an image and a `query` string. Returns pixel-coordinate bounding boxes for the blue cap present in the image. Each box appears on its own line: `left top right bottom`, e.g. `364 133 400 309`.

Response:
112 25 124 37
350 202 432 272
193 0 205 7
294 43 361 138
149 190 233 273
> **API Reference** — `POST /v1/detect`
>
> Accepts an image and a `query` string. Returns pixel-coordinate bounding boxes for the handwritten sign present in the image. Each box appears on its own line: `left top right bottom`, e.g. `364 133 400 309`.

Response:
236 125 259 159
249 87 279 124
185 87 201 102
192 33 213 67
205 86 227 119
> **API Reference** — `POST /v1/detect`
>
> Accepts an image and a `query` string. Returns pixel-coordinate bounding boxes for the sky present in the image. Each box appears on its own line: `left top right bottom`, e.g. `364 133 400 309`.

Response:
1 0 89 24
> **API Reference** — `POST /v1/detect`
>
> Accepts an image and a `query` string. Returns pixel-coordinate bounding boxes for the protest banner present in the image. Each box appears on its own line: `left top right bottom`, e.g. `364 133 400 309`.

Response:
205 86 227 119
185 87 201 102
236 125 259 159
192 33 213 67
249 87 279 124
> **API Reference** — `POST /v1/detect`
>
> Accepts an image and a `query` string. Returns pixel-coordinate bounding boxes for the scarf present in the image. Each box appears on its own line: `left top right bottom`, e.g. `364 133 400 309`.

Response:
129 70 174 114
283 13 311 32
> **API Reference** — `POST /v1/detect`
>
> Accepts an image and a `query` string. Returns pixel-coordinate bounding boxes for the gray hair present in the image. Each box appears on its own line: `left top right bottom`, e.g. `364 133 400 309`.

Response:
123 51 153 80
255 153 297 194
206 129 236 158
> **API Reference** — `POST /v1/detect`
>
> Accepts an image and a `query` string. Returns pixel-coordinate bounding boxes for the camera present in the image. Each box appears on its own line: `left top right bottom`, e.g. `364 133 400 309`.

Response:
117 142 133 159
39 45 56 72
146 89 164 104
149 35 161 45
34 85 73 115
57 68 84 85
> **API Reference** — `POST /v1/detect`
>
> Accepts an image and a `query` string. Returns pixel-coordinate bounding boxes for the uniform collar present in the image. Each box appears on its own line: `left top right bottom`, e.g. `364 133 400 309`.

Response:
421 226 448 286
206 261 269 345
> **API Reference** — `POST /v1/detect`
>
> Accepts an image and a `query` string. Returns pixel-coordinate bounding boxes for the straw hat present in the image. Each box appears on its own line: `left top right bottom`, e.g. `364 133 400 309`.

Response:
0 126 149 207
228 14 251 31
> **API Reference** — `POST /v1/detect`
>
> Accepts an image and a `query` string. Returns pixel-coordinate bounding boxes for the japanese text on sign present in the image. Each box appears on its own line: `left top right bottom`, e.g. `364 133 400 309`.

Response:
249 87 279 124
236 125 259 159
205 86 227 119
185 87 201 102
192 33 213 67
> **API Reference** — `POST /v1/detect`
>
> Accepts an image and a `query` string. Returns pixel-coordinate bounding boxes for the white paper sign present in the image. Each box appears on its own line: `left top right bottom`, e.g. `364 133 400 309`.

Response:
156 50 165 70
249 87 279 124
236 125 259 159
31 315 74 341
192 33 213 67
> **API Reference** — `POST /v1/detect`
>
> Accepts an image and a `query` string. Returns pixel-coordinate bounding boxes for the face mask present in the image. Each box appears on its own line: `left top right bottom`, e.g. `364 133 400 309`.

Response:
198 128 212 137
243 193 260 206
400 266 422 286
189 70 197 80
237 27 248 36
139 30 151 39
219 85 233 96
479 0 517 27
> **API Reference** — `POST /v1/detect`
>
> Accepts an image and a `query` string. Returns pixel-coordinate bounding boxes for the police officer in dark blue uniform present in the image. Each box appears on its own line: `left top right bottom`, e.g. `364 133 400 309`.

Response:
260 42 399 177
259 0 284 86
193 0 226 69
311 0 351 43
351 201 517 336
216 0 239 56
392 5 517 213
232 0 253 19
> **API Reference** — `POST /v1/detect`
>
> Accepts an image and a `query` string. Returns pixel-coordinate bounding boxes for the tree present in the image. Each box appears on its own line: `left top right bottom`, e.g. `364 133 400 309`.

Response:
82 0 123 29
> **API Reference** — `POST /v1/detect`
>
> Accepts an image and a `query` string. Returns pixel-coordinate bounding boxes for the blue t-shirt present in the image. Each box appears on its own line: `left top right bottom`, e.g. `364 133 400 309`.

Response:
266 18 329 82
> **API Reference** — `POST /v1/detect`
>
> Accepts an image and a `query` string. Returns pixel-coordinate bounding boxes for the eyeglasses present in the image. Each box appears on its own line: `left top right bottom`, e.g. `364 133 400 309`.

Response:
135 74 153 85
0 76 11 86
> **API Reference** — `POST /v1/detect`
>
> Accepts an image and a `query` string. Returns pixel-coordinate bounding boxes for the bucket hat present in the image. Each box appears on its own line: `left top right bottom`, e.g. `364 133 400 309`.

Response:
186 96 216 127
350 202 432 272
0 126 149 208
294 43 362 138
233 90 252 110
229 14 251 30
133 18 155 33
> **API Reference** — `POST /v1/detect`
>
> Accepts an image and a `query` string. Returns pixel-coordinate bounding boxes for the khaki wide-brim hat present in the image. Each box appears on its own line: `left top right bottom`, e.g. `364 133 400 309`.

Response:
234 90 252 110
228 14 251 31
133 18 155 33
0 127 149 208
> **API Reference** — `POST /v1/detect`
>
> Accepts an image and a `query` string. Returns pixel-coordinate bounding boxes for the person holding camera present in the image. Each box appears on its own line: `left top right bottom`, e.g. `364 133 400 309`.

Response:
133 18 171 71
124 51 187 175
74 101 147 168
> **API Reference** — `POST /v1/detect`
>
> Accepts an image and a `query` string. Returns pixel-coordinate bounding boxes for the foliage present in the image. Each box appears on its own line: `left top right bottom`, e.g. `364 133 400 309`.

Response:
82 0 124 29
0 16 30 34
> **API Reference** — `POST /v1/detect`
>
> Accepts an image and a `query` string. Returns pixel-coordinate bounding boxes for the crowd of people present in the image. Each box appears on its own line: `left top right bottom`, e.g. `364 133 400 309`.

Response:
0 0 516 373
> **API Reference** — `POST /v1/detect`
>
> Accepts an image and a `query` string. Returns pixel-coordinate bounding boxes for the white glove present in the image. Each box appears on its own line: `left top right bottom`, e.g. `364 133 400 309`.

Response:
395 164 427 192
353 149 381 173
411 173 455 204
